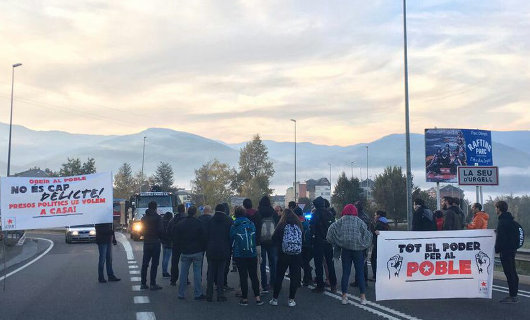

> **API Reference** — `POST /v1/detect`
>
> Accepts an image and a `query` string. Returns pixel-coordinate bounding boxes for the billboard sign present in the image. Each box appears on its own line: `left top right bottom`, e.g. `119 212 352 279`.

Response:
458 166 499 186
425 128 493 183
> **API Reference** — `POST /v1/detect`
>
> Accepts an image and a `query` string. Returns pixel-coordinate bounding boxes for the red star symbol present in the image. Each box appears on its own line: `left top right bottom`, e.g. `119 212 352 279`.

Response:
7 219 13 224
481 281 487 287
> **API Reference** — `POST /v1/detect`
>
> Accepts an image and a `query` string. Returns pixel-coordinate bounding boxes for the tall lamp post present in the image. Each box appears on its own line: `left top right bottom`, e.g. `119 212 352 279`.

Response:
351 161 356 180
7 63 23 177
290 119 297 202
140 136 146 192
403 0 413 230
328 163 332 193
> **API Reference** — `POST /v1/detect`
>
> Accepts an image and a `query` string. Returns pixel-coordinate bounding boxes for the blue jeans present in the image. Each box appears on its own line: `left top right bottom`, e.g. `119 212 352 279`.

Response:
260 244 278 290
341 249 365 294
179 252 204 298
162 247 172 274
97 242 115 280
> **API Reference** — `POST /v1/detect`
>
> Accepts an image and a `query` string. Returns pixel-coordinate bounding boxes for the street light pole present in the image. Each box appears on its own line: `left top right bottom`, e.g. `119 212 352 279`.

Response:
7 63 22 177
140 136 146 192
351 161 355 180
290 119 297 202
403 0 413 231
328 163 332 193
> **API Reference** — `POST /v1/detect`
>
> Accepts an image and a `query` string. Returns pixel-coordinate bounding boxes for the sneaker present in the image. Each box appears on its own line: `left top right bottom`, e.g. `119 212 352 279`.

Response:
140 284 149 290
239 299 249 306
108 276 121 282
288 299 296 307
500 296 519 304
350 281 358 288
162 272 171 278
194 294 206 301
341 296 348 305
150 284 163 291
223 285 234 292
170 282 176 286
256 299 264 306
217 296 227 302
261 287 270 294
311 286 325 293
330 285 337 293
360 297 367 305
98 279 107 283
269 298 278 306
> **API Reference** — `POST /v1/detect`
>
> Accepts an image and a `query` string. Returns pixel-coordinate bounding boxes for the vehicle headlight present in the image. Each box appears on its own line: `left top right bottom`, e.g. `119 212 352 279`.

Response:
89 230 96 236
71 231 79 236
133 223 143 232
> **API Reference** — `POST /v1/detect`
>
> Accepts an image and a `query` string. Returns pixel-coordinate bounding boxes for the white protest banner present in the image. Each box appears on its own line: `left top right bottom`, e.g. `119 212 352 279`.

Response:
376 230 495 301
1 172 113 230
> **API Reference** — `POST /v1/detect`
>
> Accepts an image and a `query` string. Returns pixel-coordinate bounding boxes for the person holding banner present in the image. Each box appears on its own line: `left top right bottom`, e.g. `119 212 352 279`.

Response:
326 204 372 305
95 223 120 283
495 201 519 303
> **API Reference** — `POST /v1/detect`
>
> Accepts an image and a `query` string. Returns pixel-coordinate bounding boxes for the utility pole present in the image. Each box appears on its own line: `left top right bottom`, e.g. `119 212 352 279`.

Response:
140 136 146 193
403 0 414 231
290 119 297 202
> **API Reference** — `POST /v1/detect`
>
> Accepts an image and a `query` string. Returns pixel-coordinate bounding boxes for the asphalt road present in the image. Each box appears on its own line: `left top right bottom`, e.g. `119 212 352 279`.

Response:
1 232 529 320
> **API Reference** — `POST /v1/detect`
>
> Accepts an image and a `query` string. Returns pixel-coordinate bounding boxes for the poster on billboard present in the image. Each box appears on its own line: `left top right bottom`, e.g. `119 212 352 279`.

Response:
1 172 113 231
376 230 495 301
425 128 493 183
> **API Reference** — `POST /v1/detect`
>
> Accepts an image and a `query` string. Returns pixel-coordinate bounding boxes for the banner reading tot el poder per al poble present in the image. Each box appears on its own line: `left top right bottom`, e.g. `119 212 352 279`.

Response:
1 173 113 231
376 230 495 301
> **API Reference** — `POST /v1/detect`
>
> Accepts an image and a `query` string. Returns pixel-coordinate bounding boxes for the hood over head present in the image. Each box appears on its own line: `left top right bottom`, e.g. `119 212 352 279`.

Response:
313 196 326 209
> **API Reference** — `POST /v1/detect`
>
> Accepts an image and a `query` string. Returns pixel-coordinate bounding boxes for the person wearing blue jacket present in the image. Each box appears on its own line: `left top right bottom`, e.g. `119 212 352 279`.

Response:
230 206 264 306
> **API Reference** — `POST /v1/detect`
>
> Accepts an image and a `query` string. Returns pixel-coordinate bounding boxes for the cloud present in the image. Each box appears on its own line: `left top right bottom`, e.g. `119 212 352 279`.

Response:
0 0 529 145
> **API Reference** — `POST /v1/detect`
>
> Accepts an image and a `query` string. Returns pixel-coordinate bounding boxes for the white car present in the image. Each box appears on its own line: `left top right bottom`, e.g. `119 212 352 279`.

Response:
65 224 96 243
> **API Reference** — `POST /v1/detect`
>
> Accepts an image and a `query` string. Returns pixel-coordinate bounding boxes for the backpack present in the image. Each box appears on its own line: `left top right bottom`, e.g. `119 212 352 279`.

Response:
513 221 525 249
282 224 302 255
260 216 275 243
233 221 255 257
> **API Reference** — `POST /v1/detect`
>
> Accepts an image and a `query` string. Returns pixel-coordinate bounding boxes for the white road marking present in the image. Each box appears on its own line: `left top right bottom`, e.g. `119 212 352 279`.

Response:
134 296 150 304
132 285 141 291
268 265 421 320
129 265 139 269
129 260 136 264
131 277 141 282
492 287 530 298
492 284 530 295
136 312 156 320
0 238 54 282
115 232 135 260
130 270 140 275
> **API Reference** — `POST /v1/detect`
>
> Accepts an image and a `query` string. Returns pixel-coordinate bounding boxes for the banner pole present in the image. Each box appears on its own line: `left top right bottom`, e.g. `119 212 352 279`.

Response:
2 231 6 292
479 186 484 207
475 186 479 204
436 182 440 210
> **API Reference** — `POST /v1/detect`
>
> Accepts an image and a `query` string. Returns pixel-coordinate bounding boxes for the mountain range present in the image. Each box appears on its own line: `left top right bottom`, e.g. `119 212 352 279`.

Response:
0 122 529 196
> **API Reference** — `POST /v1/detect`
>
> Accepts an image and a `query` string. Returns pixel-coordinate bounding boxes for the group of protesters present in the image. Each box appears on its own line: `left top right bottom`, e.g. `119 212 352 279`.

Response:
95 193 520 306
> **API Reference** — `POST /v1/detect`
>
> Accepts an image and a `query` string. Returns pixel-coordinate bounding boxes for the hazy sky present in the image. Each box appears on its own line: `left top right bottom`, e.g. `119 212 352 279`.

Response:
1 0 529 145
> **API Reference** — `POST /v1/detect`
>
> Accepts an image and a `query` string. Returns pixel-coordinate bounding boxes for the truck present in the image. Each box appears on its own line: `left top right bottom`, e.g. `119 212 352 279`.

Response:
128 192 178 241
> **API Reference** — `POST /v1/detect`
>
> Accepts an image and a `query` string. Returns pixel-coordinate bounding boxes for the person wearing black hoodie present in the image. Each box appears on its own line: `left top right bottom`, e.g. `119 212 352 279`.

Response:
140 201 164 290
412 198 436 231
310 196 337 293
168 204 186 286
206 204 233 302
175 206 207 300
495 200 519 303
442 197 464 230
255 196 280 293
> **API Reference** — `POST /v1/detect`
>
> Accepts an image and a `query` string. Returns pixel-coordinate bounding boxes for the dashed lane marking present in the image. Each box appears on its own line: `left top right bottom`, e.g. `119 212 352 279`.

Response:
136 312 156 320
134 296 150 304
129 265 139 269
132 285 141 291
130 270 140 275
129 261 136 264
131 277 141 282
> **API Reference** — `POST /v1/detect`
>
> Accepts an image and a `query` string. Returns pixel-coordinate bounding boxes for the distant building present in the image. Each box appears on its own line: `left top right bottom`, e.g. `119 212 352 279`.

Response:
14 168 50 177
230 196 246 208
427 185 464 203
306 178 331 201
285 187 295 206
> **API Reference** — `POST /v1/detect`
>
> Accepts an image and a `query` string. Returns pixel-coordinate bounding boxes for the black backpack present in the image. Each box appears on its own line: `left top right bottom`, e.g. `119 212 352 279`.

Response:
513 221 525 249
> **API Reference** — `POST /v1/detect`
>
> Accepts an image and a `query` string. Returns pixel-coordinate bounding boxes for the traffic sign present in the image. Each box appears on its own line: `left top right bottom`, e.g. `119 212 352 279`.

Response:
457 166 498 186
